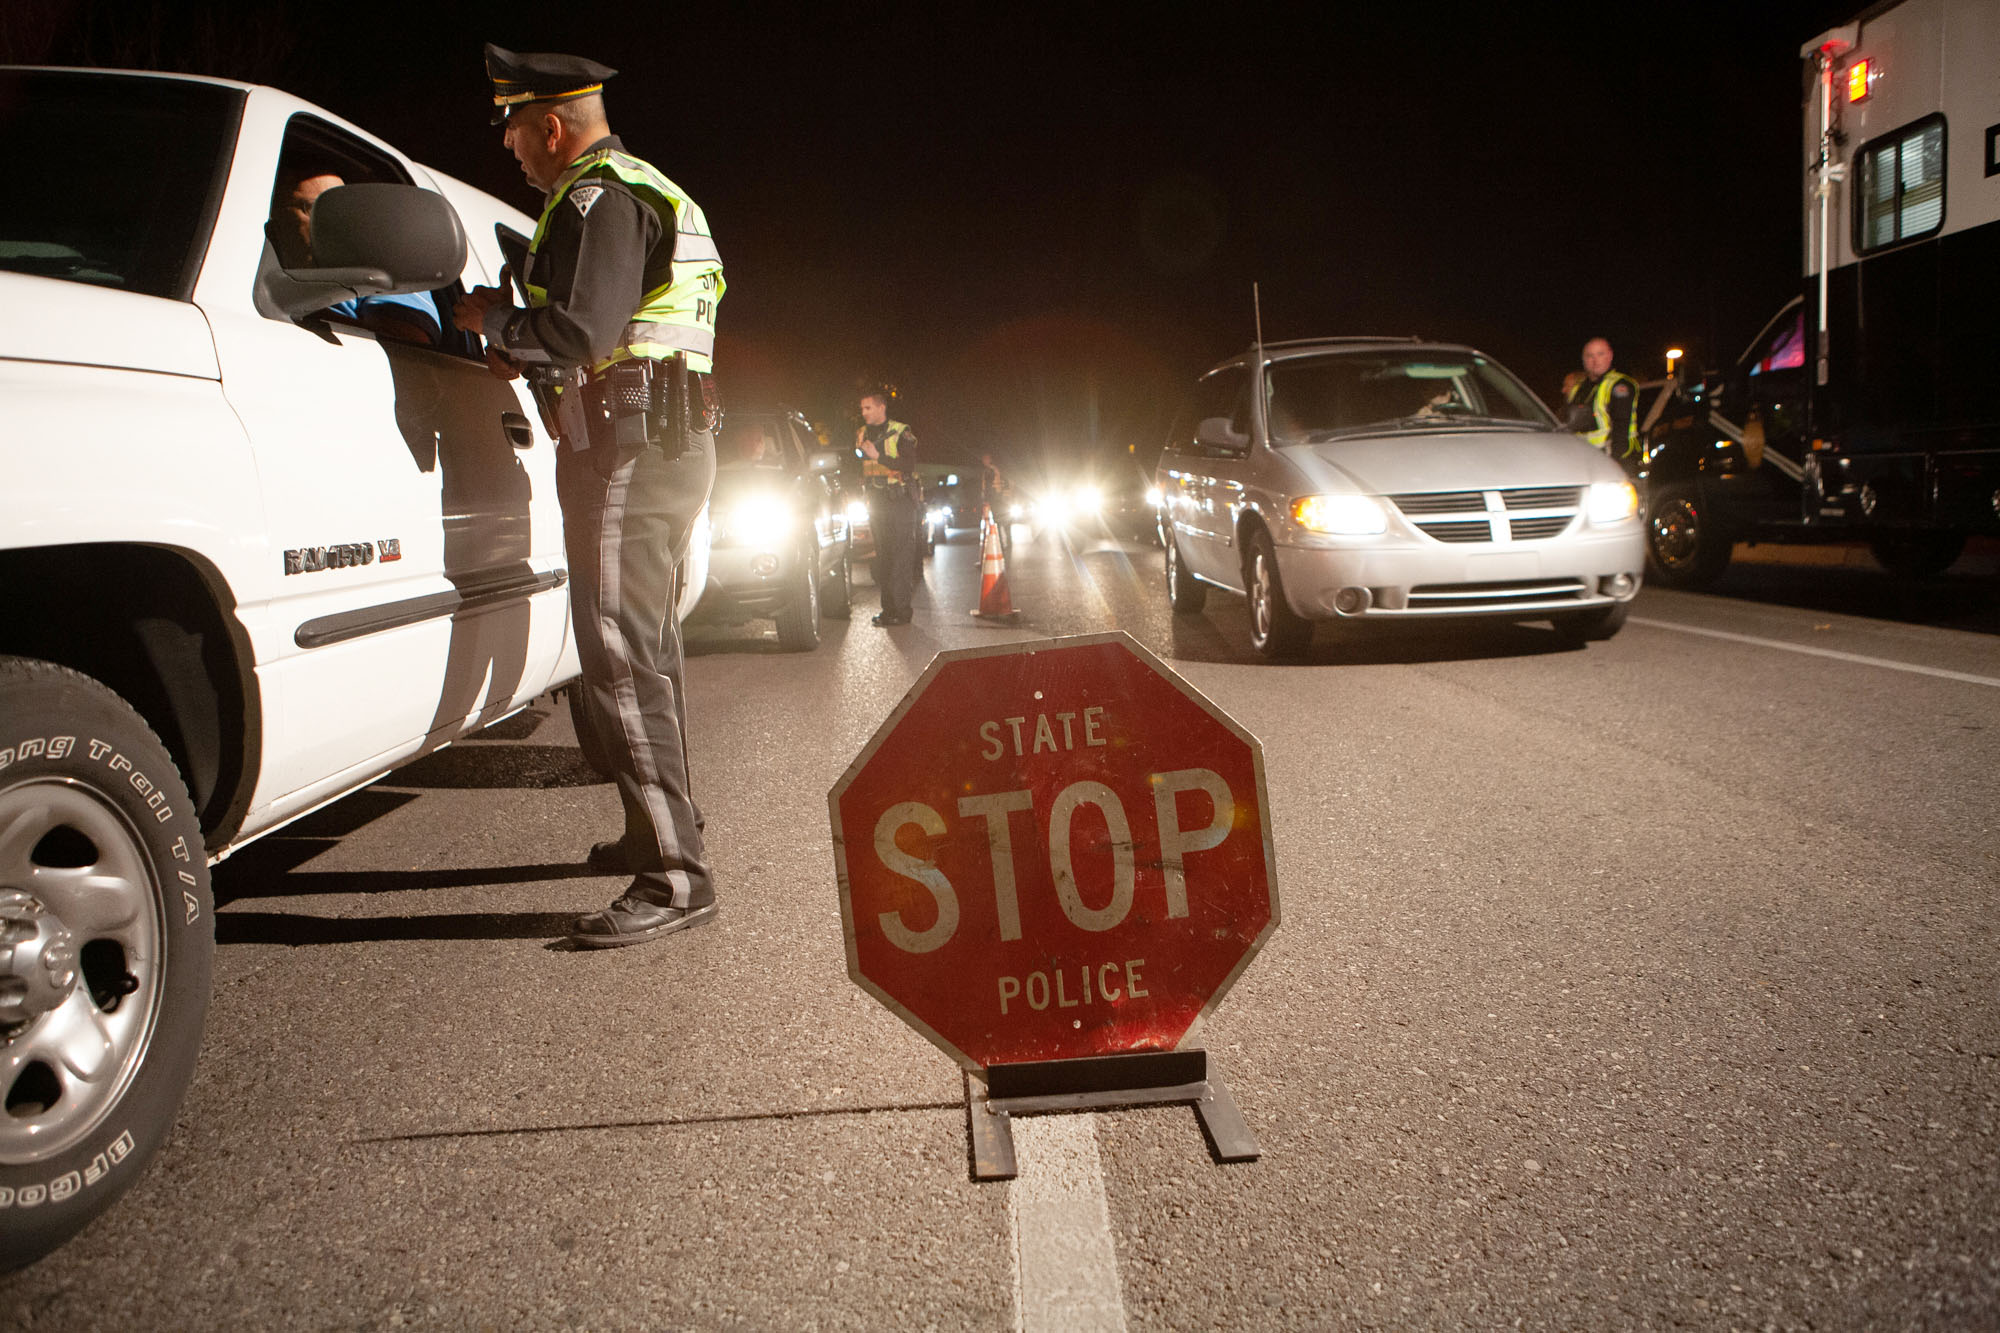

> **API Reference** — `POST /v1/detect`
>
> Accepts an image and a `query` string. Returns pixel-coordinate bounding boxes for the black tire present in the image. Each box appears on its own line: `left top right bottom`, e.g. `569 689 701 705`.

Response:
1551 599 1630 647
775 545 821 651
1869 532 1965 579
0 656 214 1272
567 683 615 781
820 553 852 620
1644 480 1732 589
1164 532 1207 613
1244 528 1313 659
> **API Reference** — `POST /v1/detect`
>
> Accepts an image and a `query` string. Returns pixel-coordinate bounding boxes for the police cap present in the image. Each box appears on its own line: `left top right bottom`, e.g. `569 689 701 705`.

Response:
485 43 616 125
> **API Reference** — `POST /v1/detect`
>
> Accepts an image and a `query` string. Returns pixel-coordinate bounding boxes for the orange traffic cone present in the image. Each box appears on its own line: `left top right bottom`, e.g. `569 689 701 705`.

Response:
972 505 1023 624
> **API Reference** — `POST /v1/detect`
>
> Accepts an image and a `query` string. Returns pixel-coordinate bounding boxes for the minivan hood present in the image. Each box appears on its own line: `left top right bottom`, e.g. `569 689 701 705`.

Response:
0 272 220 379
1285 428 1616 494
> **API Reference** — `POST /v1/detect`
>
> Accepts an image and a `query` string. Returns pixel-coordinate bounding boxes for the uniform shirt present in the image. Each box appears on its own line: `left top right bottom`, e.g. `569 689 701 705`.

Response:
485 134 663 369
861 421 919 480
1565 371 1638 454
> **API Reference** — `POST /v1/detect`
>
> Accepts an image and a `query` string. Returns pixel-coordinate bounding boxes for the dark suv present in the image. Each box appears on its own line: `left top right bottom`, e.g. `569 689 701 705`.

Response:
691 408 853 649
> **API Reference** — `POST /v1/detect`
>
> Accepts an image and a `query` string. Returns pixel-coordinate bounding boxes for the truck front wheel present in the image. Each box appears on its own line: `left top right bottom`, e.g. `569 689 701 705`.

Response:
1869 532 1965 579
1645 481 1732 589
0 657 213 1272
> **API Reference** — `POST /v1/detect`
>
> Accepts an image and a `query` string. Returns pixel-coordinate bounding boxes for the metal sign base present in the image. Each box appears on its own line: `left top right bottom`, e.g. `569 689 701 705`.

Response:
965 1049 1259 1180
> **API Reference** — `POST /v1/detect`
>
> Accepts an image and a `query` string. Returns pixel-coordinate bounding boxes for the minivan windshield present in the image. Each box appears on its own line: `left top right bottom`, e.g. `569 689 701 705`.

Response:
1266 350 1556 442
0 71 242 299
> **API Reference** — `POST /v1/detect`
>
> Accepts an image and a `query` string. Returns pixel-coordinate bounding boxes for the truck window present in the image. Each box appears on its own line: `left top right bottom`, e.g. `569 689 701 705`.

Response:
0 71 243 300
265 115 472 355
1854 115 1945 253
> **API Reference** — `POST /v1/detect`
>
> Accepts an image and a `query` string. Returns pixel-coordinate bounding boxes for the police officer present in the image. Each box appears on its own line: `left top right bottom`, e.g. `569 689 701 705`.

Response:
855 390 921 626
1562 337 1642 475
453 44 723 948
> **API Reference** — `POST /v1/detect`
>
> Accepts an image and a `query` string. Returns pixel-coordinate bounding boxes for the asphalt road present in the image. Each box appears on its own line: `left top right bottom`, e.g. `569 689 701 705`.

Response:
6 525 1996 1330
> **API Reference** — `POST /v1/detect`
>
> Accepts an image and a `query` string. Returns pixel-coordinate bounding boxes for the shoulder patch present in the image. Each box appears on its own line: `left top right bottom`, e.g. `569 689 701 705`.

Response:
570 184 604 218
1612 382 1631 397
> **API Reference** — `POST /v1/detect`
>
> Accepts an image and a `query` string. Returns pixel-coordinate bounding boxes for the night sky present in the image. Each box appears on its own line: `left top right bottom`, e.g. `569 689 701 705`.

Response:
9 0 1859 468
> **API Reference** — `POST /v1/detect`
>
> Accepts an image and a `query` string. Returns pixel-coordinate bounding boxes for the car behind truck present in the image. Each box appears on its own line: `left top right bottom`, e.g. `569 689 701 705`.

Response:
1640 0 2000 587
0 66 620 1269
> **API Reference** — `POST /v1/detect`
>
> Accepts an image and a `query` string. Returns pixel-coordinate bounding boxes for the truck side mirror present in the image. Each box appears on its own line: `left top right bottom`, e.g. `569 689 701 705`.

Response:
1195 416 1249 452
263 183 469 319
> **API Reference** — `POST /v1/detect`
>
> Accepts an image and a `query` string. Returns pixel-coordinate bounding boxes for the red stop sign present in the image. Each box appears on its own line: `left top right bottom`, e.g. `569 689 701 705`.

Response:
830 631 1278 1071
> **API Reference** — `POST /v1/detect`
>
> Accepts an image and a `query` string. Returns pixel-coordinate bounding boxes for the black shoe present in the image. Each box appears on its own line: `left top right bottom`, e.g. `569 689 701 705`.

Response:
567 890 718 948
871 611 911 626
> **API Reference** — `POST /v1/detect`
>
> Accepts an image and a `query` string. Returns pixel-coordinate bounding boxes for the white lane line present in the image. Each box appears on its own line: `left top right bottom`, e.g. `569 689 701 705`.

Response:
1009 1115 1128 1332
1631 616 2000 688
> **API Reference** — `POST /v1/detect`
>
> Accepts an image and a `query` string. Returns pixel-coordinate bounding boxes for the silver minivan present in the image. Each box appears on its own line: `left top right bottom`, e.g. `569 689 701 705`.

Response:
1157 339 1646 657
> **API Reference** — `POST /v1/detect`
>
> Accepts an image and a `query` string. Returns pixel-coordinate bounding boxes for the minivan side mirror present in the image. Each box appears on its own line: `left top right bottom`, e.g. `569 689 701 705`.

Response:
1195 416 1250 452
263 183 469 319
808 450 843 476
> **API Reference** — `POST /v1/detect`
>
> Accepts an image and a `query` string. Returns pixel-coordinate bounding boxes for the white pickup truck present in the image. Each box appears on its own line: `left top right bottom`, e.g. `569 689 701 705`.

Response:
0 67 703 1268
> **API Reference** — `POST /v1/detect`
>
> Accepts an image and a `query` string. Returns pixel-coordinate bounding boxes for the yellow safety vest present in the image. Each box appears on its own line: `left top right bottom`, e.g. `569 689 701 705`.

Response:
526 145 724 374
1567 371 1641 458
861 420 911 480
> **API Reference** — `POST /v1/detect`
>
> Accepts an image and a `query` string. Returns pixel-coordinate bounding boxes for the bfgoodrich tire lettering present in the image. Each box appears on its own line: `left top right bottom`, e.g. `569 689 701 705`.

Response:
0 656 214 1272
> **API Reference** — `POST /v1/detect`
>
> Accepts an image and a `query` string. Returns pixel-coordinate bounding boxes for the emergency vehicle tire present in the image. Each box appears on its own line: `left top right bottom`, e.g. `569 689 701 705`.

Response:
1550 600 1629 647
1164 533 1207 613
775 545 821 651
1245 528 1313 659
821 554 852 620
567 686 615 781
0 657 213 1273
1869 532 1965 579
1644 481 1732 588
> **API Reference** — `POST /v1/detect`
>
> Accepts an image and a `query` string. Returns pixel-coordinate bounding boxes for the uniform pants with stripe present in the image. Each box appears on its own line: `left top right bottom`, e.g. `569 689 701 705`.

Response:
558 430 716 909
870 488 919 618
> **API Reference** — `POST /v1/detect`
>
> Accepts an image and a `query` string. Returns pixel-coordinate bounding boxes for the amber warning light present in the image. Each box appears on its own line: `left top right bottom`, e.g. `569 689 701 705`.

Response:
1847 59 1871 102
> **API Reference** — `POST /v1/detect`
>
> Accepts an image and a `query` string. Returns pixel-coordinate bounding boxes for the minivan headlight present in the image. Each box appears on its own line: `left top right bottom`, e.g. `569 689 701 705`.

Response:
1292 494 1388 535
1586 480 1640 524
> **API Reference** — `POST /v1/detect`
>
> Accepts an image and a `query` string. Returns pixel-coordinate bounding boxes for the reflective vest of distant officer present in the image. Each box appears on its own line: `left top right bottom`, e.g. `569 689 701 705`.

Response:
1563 337 1641 468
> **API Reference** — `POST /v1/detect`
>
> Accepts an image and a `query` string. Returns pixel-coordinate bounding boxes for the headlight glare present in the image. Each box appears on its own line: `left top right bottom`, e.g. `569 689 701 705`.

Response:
1587 480 1640 524
844 499 870 524
1292 494 1388 535
728 495 795 548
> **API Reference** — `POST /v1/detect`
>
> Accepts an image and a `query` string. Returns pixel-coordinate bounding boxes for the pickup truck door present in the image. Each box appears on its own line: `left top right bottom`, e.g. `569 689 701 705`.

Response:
197 106 569 817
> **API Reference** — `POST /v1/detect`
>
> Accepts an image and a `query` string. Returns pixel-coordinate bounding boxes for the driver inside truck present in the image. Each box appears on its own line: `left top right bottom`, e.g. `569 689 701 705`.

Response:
268 168 443 346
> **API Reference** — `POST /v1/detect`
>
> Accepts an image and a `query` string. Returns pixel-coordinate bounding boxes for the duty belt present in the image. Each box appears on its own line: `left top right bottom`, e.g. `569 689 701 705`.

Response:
555 358 720 456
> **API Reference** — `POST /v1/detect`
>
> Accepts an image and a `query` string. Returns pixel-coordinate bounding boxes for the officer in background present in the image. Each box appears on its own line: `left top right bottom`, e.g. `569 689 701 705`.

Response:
453 44 723 948
1562 337 1642 475
855 389 921 626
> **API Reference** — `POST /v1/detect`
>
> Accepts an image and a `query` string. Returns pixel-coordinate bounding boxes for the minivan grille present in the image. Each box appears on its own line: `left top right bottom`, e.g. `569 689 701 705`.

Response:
1509 515 1574 540
1414 520 1493 543
1387 486 1584 544
1502 486 1582 509
1408 578 1590 609
1388 491 1483 515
